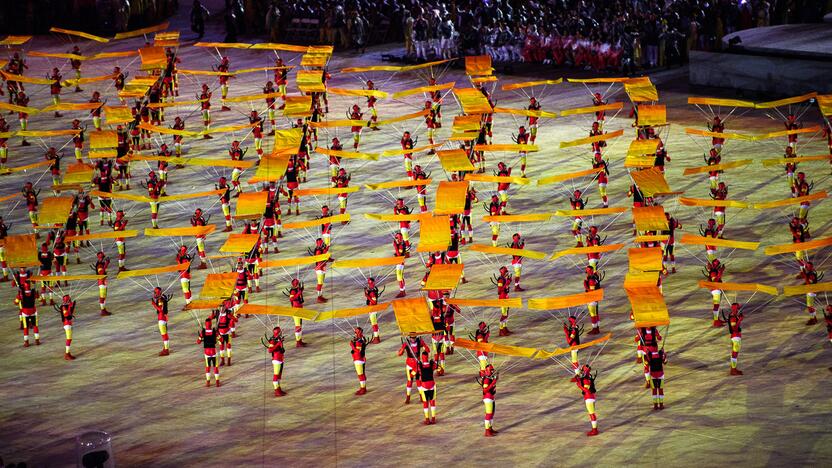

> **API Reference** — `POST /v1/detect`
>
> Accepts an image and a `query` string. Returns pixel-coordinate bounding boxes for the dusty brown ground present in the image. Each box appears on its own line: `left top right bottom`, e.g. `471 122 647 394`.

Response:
1 17 831 468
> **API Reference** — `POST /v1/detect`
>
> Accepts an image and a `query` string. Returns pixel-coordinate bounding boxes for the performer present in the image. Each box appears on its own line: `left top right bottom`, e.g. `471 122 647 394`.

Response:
564 315 582 380
21 181 38 232
708 116 725 152
334 168 351 218
18 283 40 347
265 326 287 396
647 347 667 410
701 218 720 262
789 216 810 268
233 258 253 305
705 148 722 190
654 141 670 173
801 261 821 325
250 110 264 159
793 172 812 220
287 278 307 347
16 91 31 146
509 233 525 291
110 210 129 271
366 80 379 129
413 165 430 213
569 190 586 246
527 97 541 143
217 176 233 231
151 287 171 356
394 198 413 248
54 294 76 359
36 243 54 305
711 181 728 231
197 318 221 387
584 266 602 334
190 208 209 269
48 68 63 117
425 100 438 147
211 305 234 366
783 146 798 196
514 126 529 177
93 252 111 316
576 364 600 436
416 350 438 425
462 183 478 244
486 194 503 247
263 81 277 135
784 113 801 149
350 327 369 395
592 152 610 207
217 56 231 110
479 364 499 436
199 83 213 138
393 232 408 297
585 225 602 272
349 104 363 149
473 322 491 375
495 162 512 212
176 245 193 305
721 302 744 375
228 140 246 196
495 266 512 336
0 115 10 170
429 299 447 375
397 333 431 404
400 131 416 179
705 258 725 327
52 232 68 284
274 57 288 96
365 277 382 343
311 238 329 303
662 213 682 273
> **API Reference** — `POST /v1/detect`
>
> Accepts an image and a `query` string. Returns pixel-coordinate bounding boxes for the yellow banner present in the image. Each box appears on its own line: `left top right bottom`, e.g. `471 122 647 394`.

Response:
0 35 32 46
200 272 238 298
65 230 139 242
698 280 778 295
364 179 431 190
555 207 627 217
446 298 522 308
50 27 109 42
434 181 469 215
764 236 832 255
418 215 451 252
282 214 350 229
527 289 604 310
437 149 475 172
559 129 624 149
491 107 557 118
501 79 562 91
467 244 547 259
679 233 759 250
30 274 105 282
297 70 325 93
6 234 40 267
248 154 290 184
0 71 55 85
678 197 748 208
145 225 216 237
535 334 611 359
783 282 832 297
294 186 360 197
687 97 756 108
364 213 425 222
818 95 832 117
116 263 188 279
218 234 260 253
631 167 675 197
260 253 330 269
38 196 75 226
238 304 319 320
235 191 268 219
113 22 170 40
684 128 754 140
683 159 753 175
625 80 659 102
222 93 282 103
454 88 493 114
752 191 827 209
632 206 668 231
538 167 603 186
327 88 389 99
392 297 434 335
331 257 404 269
755 92 817 109
551 244 625 260
464 55 492 76
392 82 455 99
628 247 664 272
559 102 623 117
637 104 666 126
473 144 539 153
481 214 551 223
316 303 390 321
376 109 430 126
381 143 444 156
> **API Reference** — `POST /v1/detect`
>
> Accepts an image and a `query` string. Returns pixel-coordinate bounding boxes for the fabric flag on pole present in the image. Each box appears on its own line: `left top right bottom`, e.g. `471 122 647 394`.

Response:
454 88 493 114
365 179 431 190
465 55 493 76
764 236 832 255
628 247 664 272
423 264 464 290
237 304 319 321
679 197 748 208
636 104 666 126
331 257 404 269
219 234 260 253
697 280 778 296
437 149 476 172
632 206 668 231
248 154 290 183
297 70 325 93
630 167 678 197
559 129 624 149
392 297 434 335
316 303 390 321
116 263 188 279
550 244 625 260
418 215 451 252
679 234 759 250
200 273 238 298
259 253 330 269
4 234 39 267
235 191 268 219
433 181 469 215
527 289 604 310
37 196 75 227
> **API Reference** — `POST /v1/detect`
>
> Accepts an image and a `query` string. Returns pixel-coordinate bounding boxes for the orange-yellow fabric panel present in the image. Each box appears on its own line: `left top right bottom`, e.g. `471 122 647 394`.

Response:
29 274 105 282
283 95 312 117
783 282 832 297
687 97 756 108
62 163 94 185
283 214 350 229
193 42 252 49
38 196 75 226
60 74 116 87
446 298 522 308
538 168 603 186
624 155 656 168
90 131 118 149
434 181 469 215
293 186 360 197
104 106 134 124
116 263 188 279
418 215 451 252
87 51 141 60
697 280 778 296
392 82 455 99
559 102 623 116
487 343 539 358
259 253 330 269
184 300 224 310
381 143 444 156
364 213 425 222
222 92 282 103
465 173 530 185
144 225 216 237
630 167 673 196
392 297 434 335
159 189 225 202
632 206 668 231
237 304 319 320
0 35 32 45
17 129 81 137
470 76 498 84
465 55 493 76
637 104 666 126
327 88 388 99
684 128 754 141
113 22 169 40
316 303 390 321
678 197 748 208
139 46 166 69
235 191 268 219
452 114 482 132
559 129 624 149
481 214 552 223
683 159 753 175
818 95 832 117
501 79 562 91
679 233 759 250
5 234 38 267
752 191 827 209
49 27 109 42
297 70 325 93
468 244 548 259
138 123 199 137
0 102 40 114
274 128 304 147
474 144 539 153
0 160 50 175
377 109 430 126
331 257 404 269
761 155 832 166
626 288 669 327
627 139 659 157
625 80 659 102
755 92 817 109
0 72 55 85
437 149 475 172
339 59 448 73
535 334 611 359
628 247 664 271
454 88 493 114
423 263 464 290
754 126 820 140
491 107 557 119
365 179 430 190
527 289 604 310
248 154 290 183
567 77 629 83
624 271 661 290
41 102 103 112
551 244 625 260
65 230 139 242
634 234 669 243
200 272 238 298
764 236 832 255
300 53 329 68
219 234 260 253
454 338 492 353
308 119 366 128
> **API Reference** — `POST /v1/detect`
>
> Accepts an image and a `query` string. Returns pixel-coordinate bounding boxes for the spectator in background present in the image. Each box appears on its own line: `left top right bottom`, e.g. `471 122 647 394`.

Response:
191 0 210 40
350 10 368 53
266 1 281 42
